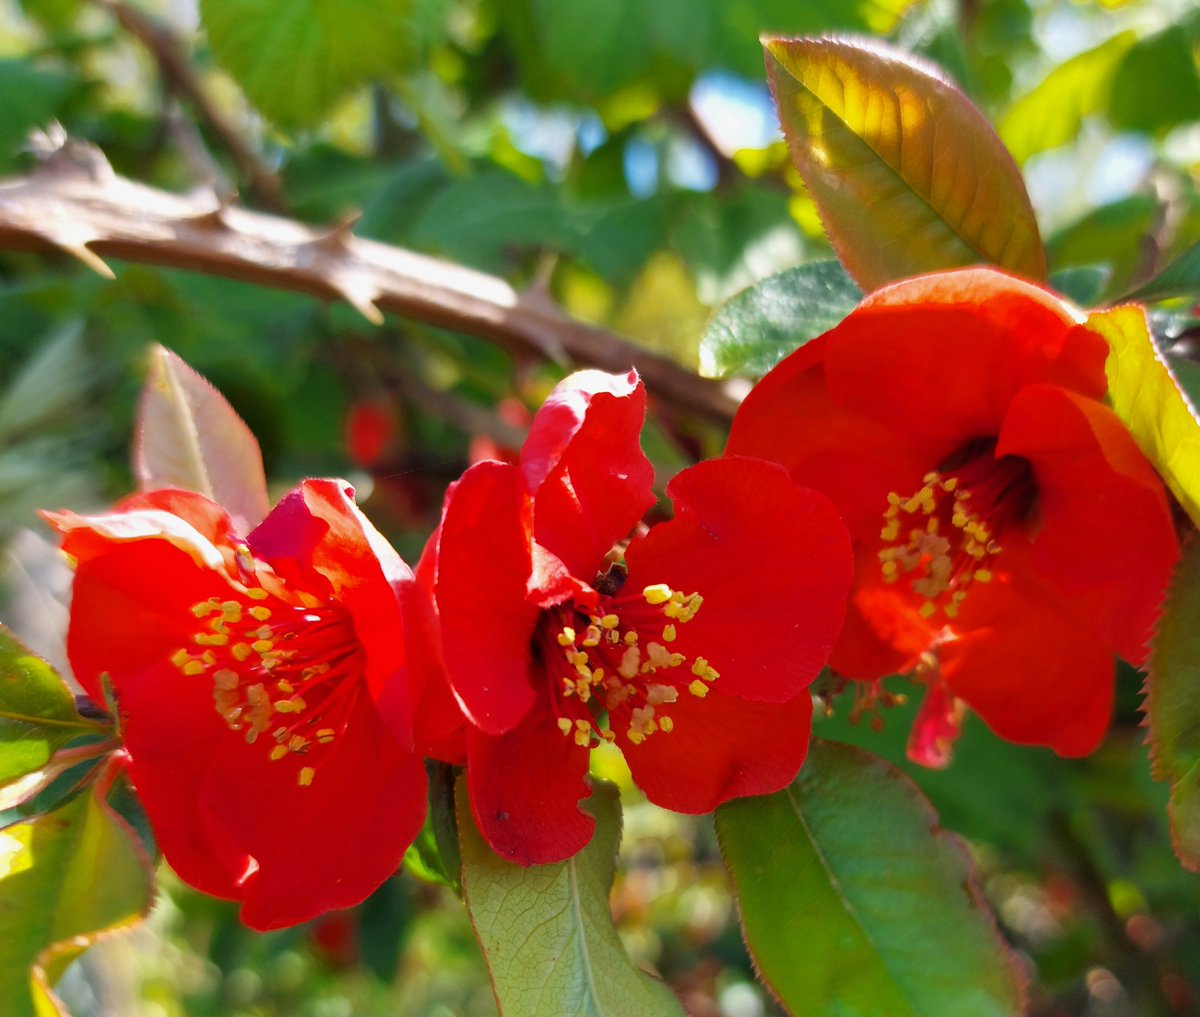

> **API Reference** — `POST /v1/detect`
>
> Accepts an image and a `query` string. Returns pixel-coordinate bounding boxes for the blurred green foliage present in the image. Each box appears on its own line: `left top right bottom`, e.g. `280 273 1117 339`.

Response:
1 0 1199 1013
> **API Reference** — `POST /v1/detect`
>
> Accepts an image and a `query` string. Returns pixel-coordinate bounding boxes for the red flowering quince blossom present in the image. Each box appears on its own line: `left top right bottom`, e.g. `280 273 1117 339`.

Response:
426 369 852 865
44 480 441 930
726 268 1180 763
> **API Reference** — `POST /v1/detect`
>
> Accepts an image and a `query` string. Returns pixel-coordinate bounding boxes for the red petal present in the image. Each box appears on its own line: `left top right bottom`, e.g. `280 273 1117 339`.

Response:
823 269 1100 445
939 559 1114 756
434 462 540 734
726 357 949 536
521 370 655 578
623 457 851 703
465 703 594 865
997 385 1179 664
617 686 813 813
58 534 234 702
199 693 427 930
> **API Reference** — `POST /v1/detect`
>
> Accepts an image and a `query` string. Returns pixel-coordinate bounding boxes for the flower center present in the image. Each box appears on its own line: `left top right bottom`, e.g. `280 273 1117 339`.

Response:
878 442 1035 620
172 587 365 787
536 580 717 749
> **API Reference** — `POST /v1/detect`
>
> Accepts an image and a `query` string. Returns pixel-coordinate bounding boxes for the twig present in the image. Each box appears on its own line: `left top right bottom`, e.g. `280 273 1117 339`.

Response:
0 140 740 423
86 0 288 214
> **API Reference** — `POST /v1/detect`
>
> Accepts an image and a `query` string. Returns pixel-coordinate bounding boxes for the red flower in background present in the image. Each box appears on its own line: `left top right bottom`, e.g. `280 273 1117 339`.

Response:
727 268 1179 763
426 370 851 864
45 480 442 930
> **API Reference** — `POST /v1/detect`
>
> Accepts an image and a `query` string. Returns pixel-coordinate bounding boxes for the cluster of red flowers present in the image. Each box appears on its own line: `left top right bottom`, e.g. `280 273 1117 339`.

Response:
45 267 1180 929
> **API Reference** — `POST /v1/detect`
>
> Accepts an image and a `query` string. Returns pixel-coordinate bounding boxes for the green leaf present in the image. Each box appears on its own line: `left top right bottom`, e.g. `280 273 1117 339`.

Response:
763 36 1046 291
0 627 106 791
1122 241 1200 304
998 31 1136 165
1048 265 1110 307
0 60 73 167
1087 305 1200 526
716 740 1025 1017
457 777 685 1017
0 782 155 1017
698 261 861 378
134 345 271 531
199 0 416 129
1109 24 1200 136
1147 538 1200 869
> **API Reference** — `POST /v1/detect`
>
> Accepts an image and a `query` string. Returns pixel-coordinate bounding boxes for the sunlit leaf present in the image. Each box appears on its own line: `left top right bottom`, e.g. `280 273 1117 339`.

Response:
699 260 861 378
1148 539 1200 869
1087 305 1200 526
199 0 416 129
716 739 1025 1017
0 781 155 1017
0 627 106 792
998 32 1136 165
1122 241 1200 304
1109 25 1200 136
134 345 270 531
764 36 1046 290
458 777 685 1017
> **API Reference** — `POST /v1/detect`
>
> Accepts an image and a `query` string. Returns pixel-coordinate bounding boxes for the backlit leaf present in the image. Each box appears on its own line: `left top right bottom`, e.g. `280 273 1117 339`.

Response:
1147 539 1200 868
0 781 155 1017
998 32 1136 165
764 36 1046 290
1087 305 1200 526
199 0 415 129
0 627 105 791
716 739 1025 1017
458 777 685 1017
699 260 861 378
135 345 270 531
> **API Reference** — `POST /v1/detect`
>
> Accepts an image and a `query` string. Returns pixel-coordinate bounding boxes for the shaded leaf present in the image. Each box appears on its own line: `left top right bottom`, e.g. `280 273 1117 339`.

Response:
0 321 90 444
716 739 1025 1017
199 0 416 129
134 345 270 531
1087 305 1200 526
0 627 105 790
1147 539 1200 869
0 60 73 167
998 31 1136 165
0 780 155 1017
764 35 1046 290
1049 265 1110 307
457 777 685 1017
1109 24 1200 136
1123 241 1200 304
699 260 861 378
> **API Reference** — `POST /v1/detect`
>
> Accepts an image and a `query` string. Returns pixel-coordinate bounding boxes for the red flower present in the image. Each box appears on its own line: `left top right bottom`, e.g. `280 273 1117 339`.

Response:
426 370 851 864
45 480 439 929
726 268 1180 762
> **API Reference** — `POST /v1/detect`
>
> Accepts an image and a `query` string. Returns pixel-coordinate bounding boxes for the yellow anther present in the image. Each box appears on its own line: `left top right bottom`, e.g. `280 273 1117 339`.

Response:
251 639 274 654
255 626 272 640
582 625 602 647
213 668 239 691
688 679 709 698
574 720 592 747
276 679 294 694
221 601 243 621
232 643 252 662
246 587 269 601
643 584 673 605
881 560 899 581
170 648 190 669
288 735 309 752
562 678 575 697
941 477 958 492
244 729 259 744
317 728 336 743
974 569 993 583
274 700 295 714
182 660 207 676
624 630 638 645
298 767 315 787
249 606 272 622
691 657 710 677
600 613 620 630
191 599 221 617
618 646 641 680
194 632 229 646
662 623 677 642
557 717 573 736
270 745 288 761
557 627 576 646
919 602 935 619
575 662 592 680
659 716 675 733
